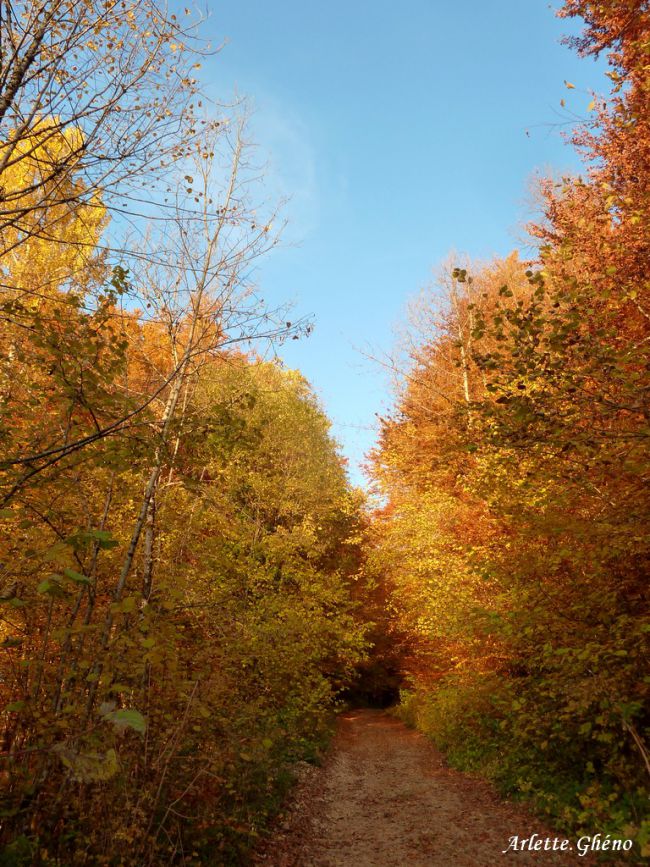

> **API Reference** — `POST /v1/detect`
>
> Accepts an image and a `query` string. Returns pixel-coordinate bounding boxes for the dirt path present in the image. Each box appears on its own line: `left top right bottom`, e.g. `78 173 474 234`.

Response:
256 709 595 867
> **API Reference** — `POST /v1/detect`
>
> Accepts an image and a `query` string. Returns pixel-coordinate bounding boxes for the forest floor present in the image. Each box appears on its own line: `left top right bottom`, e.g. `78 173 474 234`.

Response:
254 708 596 867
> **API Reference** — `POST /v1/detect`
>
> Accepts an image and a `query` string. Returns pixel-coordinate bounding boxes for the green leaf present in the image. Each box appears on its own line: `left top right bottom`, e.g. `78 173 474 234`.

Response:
66 529 119 551
90 529 119 549
43 542 70 565
111 596 137 614
109 683 130 693
104 708 147 734
37 577 67 597
63 568 91 585
3 597 27 608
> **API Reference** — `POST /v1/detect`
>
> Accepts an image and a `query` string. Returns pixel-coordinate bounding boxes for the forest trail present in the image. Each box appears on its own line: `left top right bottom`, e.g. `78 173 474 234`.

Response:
257 709 591 867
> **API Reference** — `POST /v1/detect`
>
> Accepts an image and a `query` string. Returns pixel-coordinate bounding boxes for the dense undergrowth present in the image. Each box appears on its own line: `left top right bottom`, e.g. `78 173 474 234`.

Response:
0 349 368 865
397 683 647 861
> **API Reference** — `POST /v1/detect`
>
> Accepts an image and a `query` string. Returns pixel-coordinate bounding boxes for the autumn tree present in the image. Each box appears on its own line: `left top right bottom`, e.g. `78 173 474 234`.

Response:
368 0 649 850
0 4 367 863
0 0 222 502
0 0 207 254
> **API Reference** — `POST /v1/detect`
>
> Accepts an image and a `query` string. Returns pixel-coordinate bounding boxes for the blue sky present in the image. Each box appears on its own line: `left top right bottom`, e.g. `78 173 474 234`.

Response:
202 1 607 486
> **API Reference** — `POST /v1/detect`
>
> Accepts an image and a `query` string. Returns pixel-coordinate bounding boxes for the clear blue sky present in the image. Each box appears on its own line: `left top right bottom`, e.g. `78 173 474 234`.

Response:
202 1 606 486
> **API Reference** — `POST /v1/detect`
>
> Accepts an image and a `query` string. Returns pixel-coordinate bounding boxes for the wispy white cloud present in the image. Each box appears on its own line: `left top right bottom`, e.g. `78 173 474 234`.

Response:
245 94 321 241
